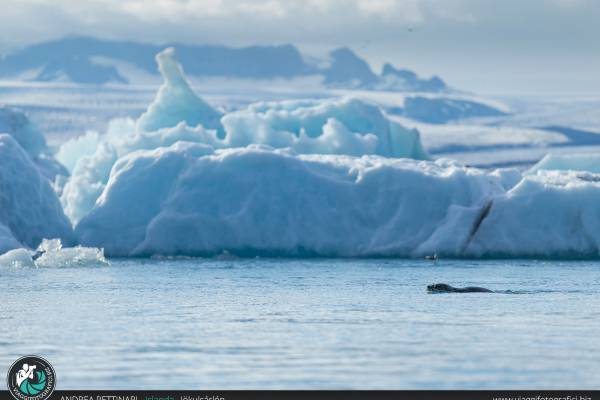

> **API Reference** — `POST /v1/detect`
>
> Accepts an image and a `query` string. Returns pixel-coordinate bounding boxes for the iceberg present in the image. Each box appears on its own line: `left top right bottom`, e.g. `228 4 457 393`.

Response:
0 106 68 181
468 170 600 257
0 134 74 253
0 222 22 254
76 143 512 257
221 97 426 158
60 118 218 223
55 47 600 259
528 153 600 174
75 143 600 258
56 130 101 173
60 48 427 223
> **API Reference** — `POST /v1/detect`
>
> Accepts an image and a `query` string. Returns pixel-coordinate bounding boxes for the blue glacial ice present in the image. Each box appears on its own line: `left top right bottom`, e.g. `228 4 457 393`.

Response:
76 143 517 257
59 48 427 223
136 48 224 134
467 169 600 257
221 97 426 158
0 222 21 254
0 106 68 181
0 134 74 253
74 143 600 258
0 106 47 156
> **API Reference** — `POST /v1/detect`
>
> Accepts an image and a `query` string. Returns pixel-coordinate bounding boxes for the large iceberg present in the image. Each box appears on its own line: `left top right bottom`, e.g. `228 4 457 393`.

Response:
60 48 427 223
75 142 503 257
75 143 600 258
58 48 600 259
0 134 74 253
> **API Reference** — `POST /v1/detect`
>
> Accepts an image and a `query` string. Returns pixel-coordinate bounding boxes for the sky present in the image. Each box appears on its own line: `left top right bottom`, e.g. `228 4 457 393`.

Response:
0 0 598 95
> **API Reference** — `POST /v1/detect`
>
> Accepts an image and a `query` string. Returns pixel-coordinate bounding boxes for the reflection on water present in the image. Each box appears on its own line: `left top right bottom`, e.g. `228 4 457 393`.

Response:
0 258 599 389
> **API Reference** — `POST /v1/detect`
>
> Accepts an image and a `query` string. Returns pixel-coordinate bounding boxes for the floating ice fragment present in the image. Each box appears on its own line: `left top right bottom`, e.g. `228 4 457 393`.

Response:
0 239 109 268
0 248 36 268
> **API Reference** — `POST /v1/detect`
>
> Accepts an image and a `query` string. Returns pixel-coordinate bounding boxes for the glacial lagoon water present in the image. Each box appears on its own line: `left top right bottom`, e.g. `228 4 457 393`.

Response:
1 258 599 389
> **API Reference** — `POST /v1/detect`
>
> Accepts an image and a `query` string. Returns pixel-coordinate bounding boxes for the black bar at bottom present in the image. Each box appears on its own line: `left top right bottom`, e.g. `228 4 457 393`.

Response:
0 390 596 400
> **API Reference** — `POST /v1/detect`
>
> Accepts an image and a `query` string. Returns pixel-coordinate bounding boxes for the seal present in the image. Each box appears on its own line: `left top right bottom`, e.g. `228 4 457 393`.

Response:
427 283 493 293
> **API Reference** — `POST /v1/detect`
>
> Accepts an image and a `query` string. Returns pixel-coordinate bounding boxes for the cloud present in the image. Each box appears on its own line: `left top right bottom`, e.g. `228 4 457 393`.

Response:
1 0 592 50
0 0 460 54
357 0 422 21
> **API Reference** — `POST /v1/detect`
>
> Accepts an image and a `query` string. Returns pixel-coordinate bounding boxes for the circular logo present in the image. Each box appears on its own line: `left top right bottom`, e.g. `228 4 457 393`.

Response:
6 356 56 400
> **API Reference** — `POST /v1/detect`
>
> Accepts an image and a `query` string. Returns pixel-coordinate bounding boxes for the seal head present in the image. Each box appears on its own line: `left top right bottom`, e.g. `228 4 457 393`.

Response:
427 283 458 293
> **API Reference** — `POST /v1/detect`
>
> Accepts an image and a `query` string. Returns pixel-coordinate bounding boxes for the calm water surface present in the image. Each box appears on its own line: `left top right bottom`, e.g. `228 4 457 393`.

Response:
1 258 599 389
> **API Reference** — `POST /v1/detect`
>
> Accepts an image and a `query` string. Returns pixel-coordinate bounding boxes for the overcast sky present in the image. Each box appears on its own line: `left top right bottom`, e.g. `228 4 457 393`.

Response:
0 0 598 95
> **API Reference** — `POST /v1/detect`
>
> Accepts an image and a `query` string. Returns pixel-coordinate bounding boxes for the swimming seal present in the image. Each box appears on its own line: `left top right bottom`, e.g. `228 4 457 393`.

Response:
427 283 493 293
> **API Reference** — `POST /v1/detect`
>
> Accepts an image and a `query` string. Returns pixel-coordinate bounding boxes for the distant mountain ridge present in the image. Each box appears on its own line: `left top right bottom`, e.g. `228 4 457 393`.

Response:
0 36 447 91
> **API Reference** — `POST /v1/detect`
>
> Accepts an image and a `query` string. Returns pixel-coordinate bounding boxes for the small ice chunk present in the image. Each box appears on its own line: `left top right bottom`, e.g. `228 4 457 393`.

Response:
33 238 109 268
34 246 109 268
0 239 109 268
0 248 35 268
